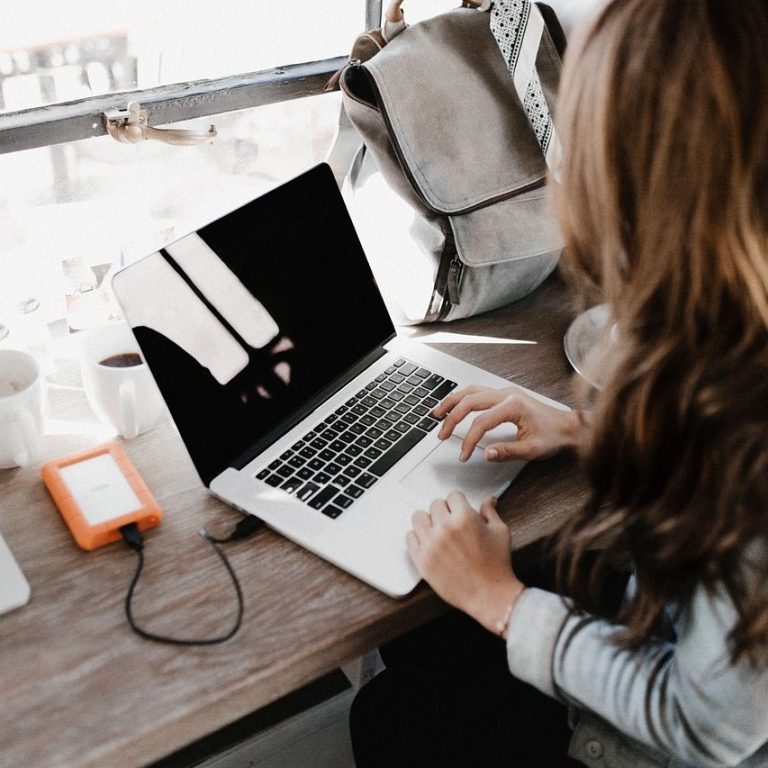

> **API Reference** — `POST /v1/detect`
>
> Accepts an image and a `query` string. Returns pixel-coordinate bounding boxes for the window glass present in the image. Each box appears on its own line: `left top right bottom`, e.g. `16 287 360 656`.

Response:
0 93 341 344
0 1 363 112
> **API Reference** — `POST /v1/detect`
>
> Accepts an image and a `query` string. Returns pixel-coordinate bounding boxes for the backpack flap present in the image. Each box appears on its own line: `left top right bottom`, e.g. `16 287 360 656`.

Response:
359 7 563 265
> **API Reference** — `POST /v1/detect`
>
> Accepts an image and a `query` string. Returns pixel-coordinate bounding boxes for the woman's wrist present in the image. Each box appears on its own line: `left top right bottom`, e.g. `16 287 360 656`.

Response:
562 409 589 451
470 578 526 639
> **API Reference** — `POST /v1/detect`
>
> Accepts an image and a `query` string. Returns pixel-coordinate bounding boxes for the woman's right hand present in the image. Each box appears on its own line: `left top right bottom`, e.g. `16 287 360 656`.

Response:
432 385 585 462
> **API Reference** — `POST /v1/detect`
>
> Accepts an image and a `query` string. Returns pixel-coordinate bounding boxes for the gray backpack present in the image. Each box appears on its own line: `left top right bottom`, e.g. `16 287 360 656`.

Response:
329 5 565 324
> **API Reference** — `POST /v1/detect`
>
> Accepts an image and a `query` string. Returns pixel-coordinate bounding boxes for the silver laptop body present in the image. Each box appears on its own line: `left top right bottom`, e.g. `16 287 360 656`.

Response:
112 164 565 596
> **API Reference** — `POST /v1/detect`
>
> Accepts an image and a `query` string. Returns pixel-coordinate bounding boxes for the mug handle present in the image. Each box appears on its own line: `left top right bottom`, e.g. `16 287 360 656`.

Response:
118 379 139 440
9 411 39 468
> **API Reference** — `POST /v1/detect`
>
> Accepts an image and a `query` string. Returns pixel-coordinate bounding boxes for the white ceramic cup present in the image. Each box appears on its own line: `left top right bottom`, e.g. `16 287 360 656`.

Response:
0 349 44 468
80 322 165 440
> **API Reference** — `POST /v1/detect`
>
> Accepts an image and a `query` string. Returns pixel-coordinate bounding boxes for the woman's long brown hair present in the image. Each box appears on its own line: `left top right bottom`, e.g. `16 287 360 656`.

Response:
552 0 768 663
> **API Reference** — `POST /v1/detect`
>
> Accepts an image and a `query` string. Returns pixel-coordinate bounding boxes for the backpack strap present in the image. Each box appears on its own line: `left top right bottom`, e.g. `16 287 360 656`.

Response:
488 0 562 176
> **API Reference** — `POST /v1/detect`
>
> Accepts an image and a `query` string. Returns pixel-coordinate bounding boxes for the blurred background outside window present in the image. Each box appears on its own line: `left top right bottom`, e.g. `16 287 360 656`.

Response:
0 0 456 362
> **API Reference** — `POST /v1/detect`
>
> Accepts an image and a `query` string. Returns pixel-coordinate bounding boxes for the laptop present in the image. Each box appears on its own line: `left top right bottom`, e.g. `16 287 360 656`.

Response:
112 163 566 597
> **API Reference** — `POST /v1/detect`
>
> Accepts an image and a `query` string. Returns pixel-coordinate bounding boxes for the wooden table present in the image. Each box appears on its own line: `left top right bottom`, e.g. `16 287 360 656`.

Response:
0 273 589 768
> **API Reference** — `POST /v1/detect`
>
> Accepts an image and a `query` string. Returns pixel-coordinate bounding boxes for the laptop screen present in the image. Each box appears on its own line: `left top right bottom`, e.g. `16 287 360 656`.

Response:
112 164 396 486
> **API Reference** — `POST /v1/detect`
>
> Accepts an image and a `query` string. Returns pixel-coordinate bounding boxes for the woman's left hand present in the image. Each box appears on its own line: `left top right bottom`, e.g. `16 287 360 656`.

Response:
406 491 525 636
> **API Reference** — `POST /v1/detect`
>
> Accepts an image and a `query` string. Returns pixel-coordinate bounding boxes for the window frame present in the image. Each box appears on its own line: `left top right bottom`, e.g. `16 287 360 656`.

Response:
0 0 381 155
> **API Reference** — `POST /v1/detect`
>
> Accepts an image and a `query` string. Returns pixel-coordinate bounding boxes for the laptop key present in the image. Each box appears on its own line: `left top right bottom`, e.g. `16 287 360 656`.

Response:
268 459 281 470
366 427 383 439
336 454 352 466
380 381 396 392
390 372 405 384
393 421 410 434
276 465 294 478
339 431 356 444
335 474 351 487
369 428 428 477
404 394 419 406
329 439 346 452
370 405 386 418
299 447 316 460
345 397 358 407
422 374 444 391
359 414 375 426
314 471 332 485
384 430 401 442
341 413 356 424
363 446 383 459
308 485 338 509
374 438 393 451
296 482 320 501
280 450 292 461
358 473 377 489
319 449 335 462
282 477 303 494
413 386 430 398
403 413 420 425
375 418 395 431
308 458 325 471
297 467 314 480
309 437 329 449
400 362 417 375
343 465 362 478
370 388 387 400
379 398 396 410
305 431 318 441
431 380 458 400
291 440 306 451
347 485 364 499
385 365 397 375
256 468 270 480
356 435 373 448
323 504 344 519
389 391 405 402
423 396 439 409
415 368 430 379
345 444 363 457
350 423 365 435
336 495 354 509
393 358 406 367
353 456 372 468
417 417 439 432
265 474 284 487
352 404 367 416
325 462 342 476
413 404 429 417
320 428 340 441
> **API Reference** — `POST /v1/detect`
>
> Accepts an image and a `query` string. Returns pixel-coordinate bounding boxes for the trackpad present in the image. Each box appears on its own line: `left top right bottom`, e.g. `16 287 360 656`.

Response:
400 437 523 509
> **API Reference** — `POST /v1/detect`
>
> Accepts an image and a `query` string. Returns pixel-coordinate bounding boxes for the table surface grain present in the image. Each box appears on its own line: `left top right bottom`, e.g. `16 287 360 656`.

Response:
0 273 589 768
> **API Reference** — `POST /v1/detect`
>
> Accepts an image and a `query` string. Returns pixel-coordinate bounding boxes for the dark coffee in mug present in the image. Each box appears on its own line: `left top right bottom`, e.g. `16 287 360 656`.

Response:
99 353 143 368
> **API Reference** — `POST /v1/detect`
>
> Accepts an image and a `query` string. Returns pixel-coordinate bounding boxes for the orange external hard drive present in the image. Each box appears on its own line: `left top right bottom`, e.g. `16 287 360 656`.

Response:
41 443 162 551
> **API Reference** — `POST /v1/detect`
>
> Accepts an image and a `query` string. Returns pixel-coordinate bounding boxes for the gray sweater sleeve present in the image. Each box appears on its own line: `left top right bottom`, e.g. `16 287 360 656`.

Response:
505 582 768 767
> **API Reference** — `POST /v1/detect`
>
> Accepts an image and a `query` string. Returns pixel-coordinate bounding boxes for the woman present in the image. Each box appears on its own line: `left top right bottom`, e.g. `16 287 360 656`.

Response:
350 1 768 766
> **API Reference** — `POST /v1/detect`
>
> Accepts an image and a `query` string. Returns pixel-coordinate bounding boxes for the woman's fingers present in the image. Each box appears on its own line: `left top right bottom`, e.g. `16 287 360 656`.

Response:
459 396 526 460
435 387 506 440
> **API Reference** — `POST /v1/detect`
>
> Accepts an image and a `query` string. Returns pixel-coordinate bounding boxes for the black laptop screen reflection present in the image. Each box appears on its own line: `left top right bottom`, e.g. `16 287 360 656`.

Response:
118 165 395 486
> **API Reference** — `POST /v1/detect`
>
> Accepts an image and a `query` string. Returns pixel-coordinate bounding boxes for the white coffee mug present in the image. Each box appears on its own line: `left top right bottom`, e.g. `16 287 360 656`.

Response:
0 349 44 469
80 322 165 440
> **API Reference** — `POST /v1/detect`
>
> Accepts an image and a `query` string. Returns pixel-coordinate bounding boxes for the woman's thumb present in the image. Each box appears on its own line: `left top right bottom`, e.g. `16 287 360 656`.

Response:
484 441 526 462
478 496 502 523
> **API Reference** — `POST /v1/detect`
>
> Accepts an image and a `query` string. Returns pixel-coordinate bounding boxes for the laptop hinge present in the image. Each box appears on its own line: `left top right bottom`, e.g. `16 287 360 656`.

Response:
228 341 393 474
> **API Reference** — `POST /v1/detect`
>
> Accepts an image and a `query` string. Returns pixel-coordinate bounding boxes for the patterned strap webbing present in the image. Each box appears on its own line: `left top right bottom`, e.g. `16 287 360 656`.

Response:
488 0 562 177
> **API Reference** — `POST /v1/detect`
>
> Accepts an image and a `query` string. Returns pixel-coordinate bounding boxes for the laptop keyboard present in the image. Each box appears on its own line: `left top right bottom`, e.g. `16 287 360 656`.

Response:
255 359 457 519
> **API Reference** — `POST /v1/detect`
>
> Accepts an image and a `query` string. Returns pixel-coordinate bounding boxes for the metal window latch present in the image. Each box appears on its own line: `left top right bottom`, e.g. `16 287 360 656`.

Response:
102 101 216 146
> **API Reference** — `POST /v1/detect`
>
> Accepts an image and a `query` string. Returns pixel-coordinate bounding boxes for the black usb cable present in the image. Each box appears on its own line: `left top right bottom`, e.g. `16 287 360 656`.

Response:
120 515 263 646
